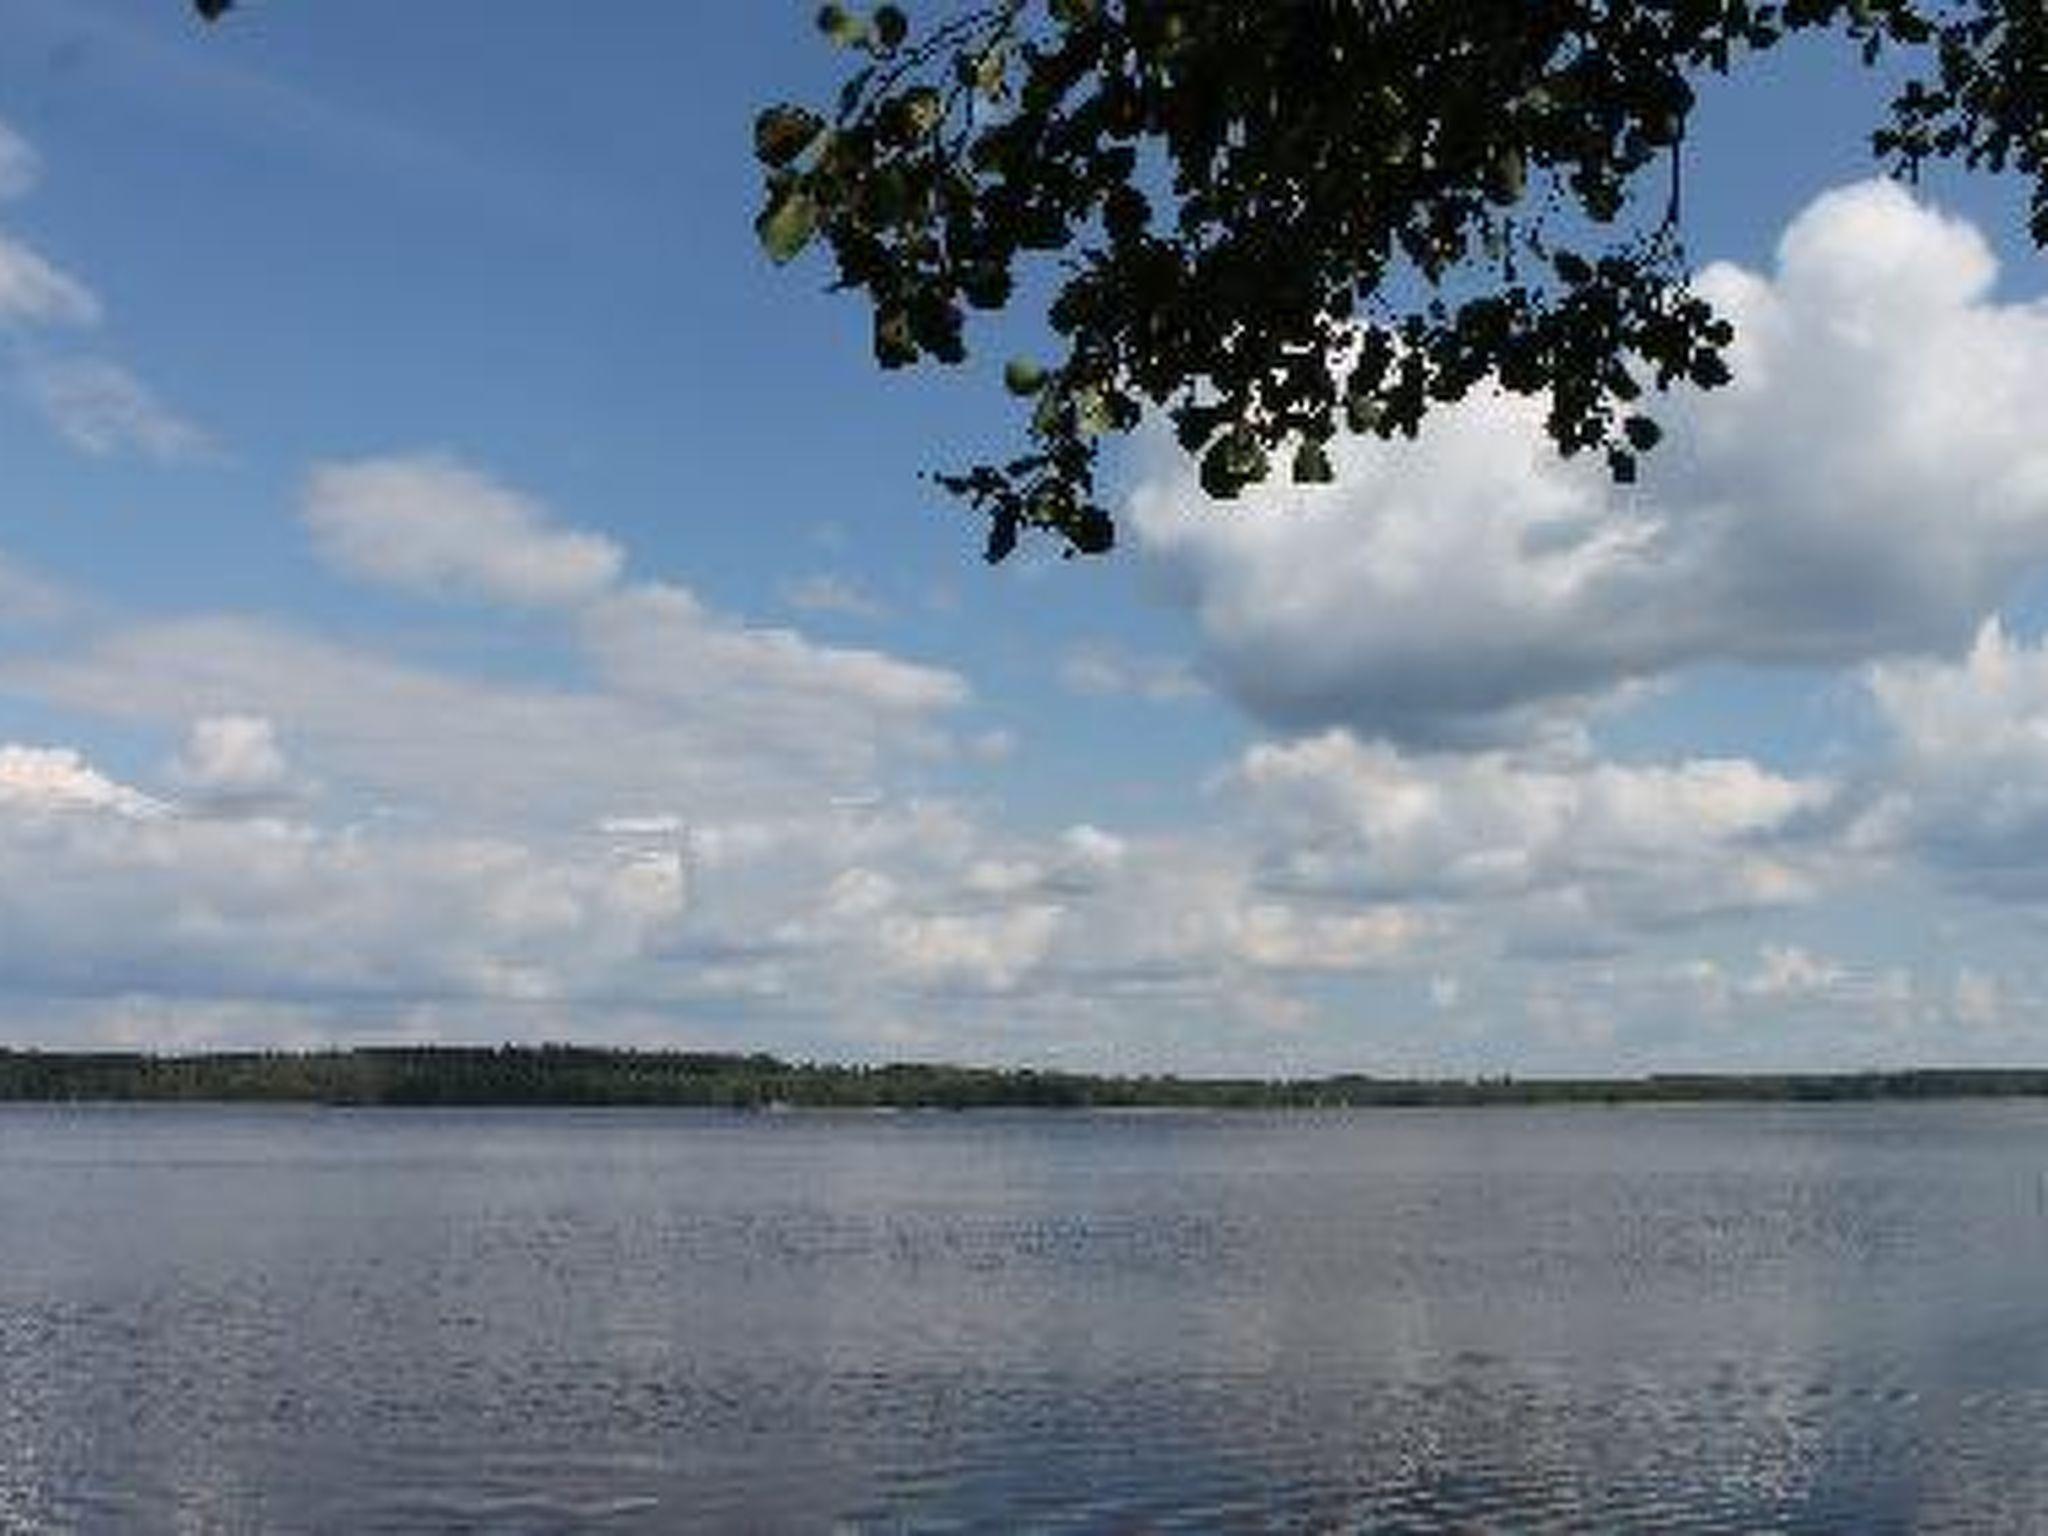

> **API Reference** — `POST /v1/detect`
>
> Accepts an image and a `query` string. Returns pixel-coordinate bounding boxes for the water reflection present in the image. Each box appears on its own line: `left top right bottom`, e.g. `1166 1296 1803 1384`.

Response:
3 1103 2048 1529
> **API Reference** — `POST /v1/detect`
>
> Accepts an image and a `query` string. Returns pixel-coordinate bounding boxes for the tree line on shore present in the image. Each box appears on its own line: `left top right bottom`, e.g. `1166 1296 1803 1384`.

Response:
3 1046 2048 1110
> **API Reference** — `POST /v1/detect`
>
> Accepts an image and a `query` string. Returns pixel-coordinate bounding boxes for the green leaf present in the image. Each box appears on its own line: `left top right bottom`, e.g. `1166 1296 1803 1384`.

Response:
873 4 908 50
753 106 825 168
1004 359 1047 396
901 86 945 138
755 187 819 264
974 43 1009 101
1072 386 1113 438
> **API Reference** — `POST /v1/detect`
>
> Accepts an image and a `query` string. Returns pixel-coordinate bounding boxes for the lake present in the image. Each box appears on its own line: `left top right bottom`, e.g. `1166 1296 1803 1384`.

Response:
3 1102 2047 1532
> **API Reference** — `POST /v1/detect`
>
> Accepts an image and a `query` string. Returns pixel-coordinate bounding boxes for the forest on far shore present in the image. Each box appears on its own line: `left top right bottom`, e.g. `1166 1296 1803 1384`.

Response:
3 1046 2048 1110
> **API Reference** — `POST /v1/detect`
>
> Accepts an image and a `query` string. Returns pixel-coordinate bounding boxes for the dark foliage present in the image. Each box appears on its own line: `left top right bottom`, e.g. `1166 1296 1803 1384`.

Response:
750 0 2048 558
8 1044 2048 1108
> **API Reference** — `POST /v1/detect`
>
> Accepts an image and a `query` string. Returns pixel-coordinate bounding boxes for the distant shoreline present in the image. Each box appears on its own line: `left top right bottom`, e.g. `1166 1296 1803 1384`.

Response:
5 1046 2048 1111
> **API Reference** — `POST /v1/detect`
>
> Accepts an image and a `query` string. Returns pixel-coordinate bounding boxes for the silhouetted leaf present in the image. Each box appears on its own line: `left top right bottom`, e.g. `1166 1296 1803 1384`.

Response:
727 1 2048 556
1292 442 1336 485
754 106 824 168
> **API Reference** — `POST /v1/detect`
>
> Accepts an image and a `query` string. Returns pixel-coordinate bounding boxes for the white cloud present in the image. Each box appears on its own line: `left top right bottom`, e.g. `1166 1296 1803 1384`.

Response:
1866 620 2048 897
582 581 964 719
22 356 212 461
1746 944 1848 999
960 823 1127 901
1223 901 1420 973
1133 181 2048 745
0 703 1925 1069
0 452 984 924
5 612 960 833
0 119 40 201
1057 823 1127 879
9 422 2026 1067
824 865 899 918
288 455 968 792
167 714 298 809
0 744 162 819
1231 731 1834 939
877 903 1065 993
303 454 625 608
0 230 100 327
0 740 697 1010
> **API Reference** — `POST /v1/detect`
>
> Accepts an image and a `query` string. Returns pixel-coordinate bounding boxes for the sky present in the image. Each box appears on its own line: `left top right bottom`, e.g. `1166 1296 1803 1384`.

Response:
2 2 2048 1075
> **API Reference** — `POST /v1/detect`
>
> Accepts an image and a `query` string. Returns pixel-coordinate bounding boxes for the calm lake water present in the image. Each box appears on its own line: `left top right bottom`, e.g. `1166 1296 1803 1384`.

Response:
4 1103 2048 1532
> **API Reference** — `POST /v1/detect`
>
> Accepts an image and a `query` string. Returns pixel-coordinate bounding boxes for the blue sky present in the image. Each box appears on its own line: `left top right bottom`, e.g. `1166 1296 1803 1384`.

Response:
2 0 2047 1074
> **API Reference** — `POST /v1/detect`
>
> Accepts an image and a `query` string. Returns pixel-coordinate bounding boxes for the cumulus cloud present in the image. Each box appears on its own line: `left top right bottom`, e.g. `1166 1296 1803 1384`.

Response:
22 355 212 461
877 903 1065 993
0 707 1913 1068
1866 620 2048 897
1221 901 1420 973
0 568 1860 1062
962 823 1128 900
167 714 301 812
9 401 2020 1065
0 743 688 1007
0 744 162 819
1133 181 2048 745
304 454 626 608
1230 731 1834 941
